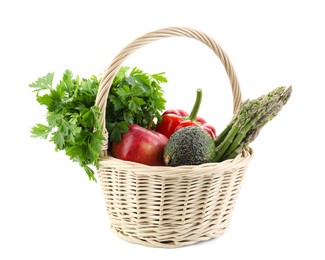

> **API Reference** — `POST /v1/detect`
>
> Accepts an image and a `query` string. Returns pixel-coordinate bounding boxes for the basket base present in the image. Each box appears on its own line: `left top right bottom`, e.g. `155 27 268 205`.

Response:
99 150 253 248
110 223 228 248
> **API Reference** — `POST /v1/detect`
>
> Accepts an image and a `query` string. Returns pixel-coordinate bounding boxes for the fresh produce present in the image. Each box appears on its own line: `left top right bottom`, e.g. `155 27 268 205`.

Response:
163 126 216 166
112 124 168 166
156 89 216 138
30 63 292 174
30 66 168 180
29 70 103 181
163 85 292 167
106 66 167 144
213 86 292 161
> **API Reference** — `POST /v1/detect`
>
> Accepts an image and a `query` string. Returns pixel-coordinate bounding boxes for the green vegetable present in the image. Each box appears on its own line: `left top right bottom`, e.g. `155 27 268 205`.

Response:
30 70 104 181
163 126 216 166
213 86 292 161
29 66 168 181
106 66 167 144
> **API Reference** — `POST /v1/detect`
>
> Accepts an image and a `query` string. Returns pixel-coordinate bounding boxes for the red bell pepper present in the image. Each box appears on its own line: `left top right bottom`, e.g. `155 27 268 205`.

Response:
155 89 217 139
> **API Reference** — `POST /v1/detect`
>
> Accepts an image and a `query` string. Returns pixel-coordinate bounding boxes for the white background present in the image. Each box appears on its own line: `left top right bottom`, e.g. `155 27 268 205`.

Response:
1 0 324 259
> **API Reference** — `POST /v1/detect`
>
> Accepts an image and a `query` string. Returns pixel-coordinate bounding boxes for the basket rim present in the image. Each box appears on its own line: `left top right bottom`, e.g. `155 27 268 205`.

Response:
98 148 253 178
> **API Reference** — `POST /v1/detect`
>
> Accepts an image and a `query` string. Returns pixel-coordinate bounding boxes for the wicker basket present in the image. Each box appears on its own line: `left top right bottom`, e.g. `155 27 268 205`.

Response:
95 27 253 248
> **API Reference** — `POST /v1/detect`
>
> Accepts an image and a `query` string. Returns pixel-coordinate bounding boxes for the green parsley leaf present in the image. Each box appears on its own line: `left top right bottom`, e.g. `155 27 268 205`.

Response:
48 89 62 112
60 70 73 93
151 72 168 83
31 124 52 139
52 131 65 149
81 106 102 129
106 121 129 144
29 72 54 92
36 94 52 108
46 113 61 127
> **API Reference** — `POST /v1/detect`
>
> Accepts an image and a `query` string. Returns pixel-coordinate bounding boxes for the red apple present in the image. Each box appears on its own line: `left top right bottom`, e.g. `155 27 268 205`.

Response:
111 124 168 166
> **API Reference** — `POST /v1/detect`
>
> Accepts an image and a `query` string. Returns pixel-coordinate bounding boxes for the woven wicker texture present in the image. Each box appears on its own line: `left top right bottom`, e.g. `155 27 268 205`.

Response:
96 27 253 248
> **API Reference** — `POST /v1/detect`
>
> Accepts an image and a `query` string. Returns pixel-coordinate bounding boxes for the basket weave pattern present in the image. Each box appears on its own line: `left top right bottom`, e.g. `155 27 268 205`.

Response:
95 27 253 248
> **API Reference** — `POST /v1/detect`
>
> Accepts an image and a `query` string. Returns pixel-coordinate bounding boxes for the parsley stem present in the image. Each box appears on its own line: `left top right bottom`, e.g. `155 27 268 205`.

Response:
147 115 154 130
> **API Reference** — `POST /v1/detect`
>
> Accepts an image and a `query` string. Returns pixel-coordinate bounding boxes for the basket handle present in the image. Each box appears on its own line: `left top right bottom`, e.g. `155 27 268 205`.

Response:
95 27 242 156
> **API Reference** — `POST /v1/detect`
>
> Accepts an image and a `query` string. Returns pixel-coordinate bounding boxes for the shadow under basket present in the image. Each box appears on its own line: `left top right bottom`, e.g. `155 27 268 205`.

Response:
98 149 252 248
95 27 254 248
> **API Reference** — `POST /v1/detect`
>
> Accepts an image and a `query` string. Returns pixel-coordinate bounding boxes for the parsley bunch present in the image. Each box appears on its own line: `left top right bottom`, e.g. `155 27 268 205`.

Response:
30 66 167 181
30 71 104 181
107 66 167 143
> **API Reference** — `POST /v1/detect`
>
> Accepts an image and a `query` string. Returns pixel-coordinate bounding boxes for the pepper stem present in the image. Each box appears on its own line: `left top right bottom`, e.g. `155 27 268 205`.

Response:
188 88 202 121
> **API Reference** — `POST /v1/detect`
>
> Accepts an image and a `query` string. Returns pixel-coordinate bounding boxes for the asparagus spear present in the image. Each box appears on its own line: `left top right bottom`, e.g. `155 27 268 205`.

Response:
213 86 292 162
226 100 284 159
